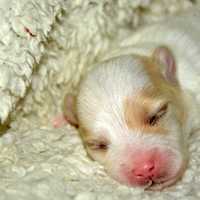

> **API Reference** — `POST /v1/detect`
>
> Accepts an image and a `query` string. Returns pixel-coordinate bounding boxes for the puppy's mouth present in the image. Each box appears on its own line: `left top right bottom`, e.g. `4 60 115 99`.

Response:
144 176 178 191
145 160 188 191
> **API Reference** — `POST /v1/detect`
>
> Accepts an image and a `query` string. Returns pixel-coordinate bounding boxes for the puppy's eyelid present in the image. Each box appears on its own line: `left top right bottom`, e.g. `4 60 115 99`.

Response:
86 139 109 151
147 103 168 126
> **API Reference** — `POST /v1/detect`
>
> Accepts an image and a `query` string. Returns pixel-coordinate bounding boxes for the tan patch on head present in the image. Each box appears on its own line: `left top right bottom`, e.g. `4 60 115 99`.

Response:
124 88 168 134
124 56 187 134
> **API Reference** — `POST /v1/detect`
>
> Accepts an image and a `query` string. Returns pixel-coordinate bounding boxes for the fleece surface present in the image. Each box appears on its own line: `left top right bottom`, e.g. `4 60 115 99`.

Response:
0 0 200 200
1 123 200 200
0 0 64 123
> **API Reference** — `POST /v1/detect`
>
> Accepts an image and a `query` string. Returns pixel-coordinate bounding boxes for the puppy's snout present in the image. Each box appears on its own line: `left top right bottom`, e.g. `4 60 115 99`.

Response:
126 149 171 186
133 161 155 179
131 152 163 185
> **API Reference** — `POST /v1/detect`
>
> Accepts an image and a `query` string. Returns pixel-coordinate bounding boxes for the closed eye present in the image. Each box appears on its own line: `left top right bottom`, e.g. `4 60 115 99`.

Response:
147 103 168 126
86 139 109 151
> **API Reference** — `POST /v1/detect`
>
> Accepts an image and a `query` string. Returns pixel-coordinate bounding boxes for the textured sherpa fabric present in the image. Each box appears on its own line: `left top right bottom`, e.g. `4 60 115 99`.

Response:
0 0 64 123
0 0 200 200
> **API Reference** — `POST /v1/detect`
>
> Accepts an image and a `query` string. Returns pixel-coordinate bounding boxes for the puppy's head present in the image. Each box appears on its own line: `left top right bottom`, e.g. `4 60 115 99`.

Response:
76 47 188 190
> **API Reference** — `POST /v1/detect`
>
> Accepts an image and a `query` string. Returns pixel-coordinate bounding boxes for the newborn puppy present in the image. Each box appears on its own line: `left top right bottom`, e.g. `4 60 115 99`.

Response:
58 9 200 190
74 49 190 191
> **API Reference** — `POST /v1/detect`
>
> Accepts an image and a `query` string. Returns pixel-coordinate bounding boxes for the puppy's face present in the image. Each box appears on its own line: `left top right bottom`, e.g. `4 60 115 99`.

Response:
76 47 189 190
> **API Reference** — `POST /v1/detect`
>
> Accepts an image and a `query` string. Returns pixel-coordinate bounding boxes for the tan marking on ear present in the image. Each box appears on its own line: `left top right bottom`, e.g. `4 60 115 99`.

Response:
140 56 180 90
63 93 79 128
124 56 187 134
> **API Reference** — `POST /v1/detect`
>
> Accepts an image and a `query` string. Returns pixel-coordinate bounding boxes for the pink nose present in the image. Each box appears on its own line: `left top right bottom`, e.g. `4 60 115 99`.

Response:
133 161 157 184
131 150 165 185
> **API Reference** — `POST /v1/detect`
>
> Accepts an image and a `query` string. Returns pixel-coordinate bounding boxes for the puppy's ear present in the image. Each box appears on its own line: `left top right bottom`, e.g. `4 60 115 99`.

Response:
63 93 79 128
153 46 178 84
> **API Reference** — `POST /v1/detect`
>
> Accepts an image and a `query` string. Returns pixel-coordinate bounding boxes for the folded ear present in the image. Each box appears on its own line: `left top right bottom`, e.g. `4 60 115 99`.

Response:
63 93 79 128
153 46 178 84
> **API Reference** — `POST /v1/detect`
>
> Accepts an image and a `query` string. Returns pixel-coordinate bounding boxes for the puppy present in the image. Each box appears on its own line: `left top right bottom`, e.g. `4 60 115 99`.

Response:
56 9 200 190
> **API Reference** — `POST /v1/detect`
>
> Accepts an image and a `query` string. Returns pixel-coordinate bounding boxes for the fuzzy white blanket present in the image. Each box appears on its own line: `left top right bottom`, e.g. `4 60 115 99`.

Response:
0 0 200 199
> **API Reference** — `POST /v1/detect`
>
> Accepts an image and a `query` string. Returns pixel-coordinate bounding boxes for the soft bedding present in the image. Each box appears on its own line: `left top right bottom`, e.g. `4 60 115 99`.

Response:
0 0 200 199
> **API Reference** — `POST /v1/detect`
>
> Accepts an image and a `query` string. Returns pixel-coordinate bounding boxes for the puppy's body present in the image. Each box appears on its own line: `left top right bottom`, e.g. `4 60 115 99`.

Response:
110 9 200 94
63 9 200 190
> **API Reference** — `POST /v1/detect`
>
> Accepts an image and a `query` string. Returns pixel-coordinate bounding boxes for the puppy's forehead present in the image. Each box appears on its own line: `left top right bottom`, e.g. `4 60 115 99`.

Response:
90 55 152 96
77 55 159 137
79 56 153 129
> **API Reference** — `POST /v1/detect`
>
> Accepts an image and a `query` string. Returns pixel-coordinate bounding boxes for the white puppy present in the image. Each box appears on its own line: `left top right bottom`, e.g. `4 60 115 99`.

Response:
57 9 200 190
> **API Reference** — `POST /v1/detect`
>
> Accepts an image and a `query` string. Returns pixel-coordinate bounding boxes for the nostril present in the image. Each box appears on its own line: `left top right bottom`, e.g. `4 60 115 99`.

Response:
126 149 171 186
145 164 155 172
133 162 156 179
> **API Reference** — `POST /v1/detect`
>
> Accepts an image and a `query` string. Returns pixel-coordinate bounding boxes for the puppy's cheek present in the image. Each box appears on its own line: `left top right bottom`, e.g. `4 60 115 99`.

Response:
166 151 189 181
